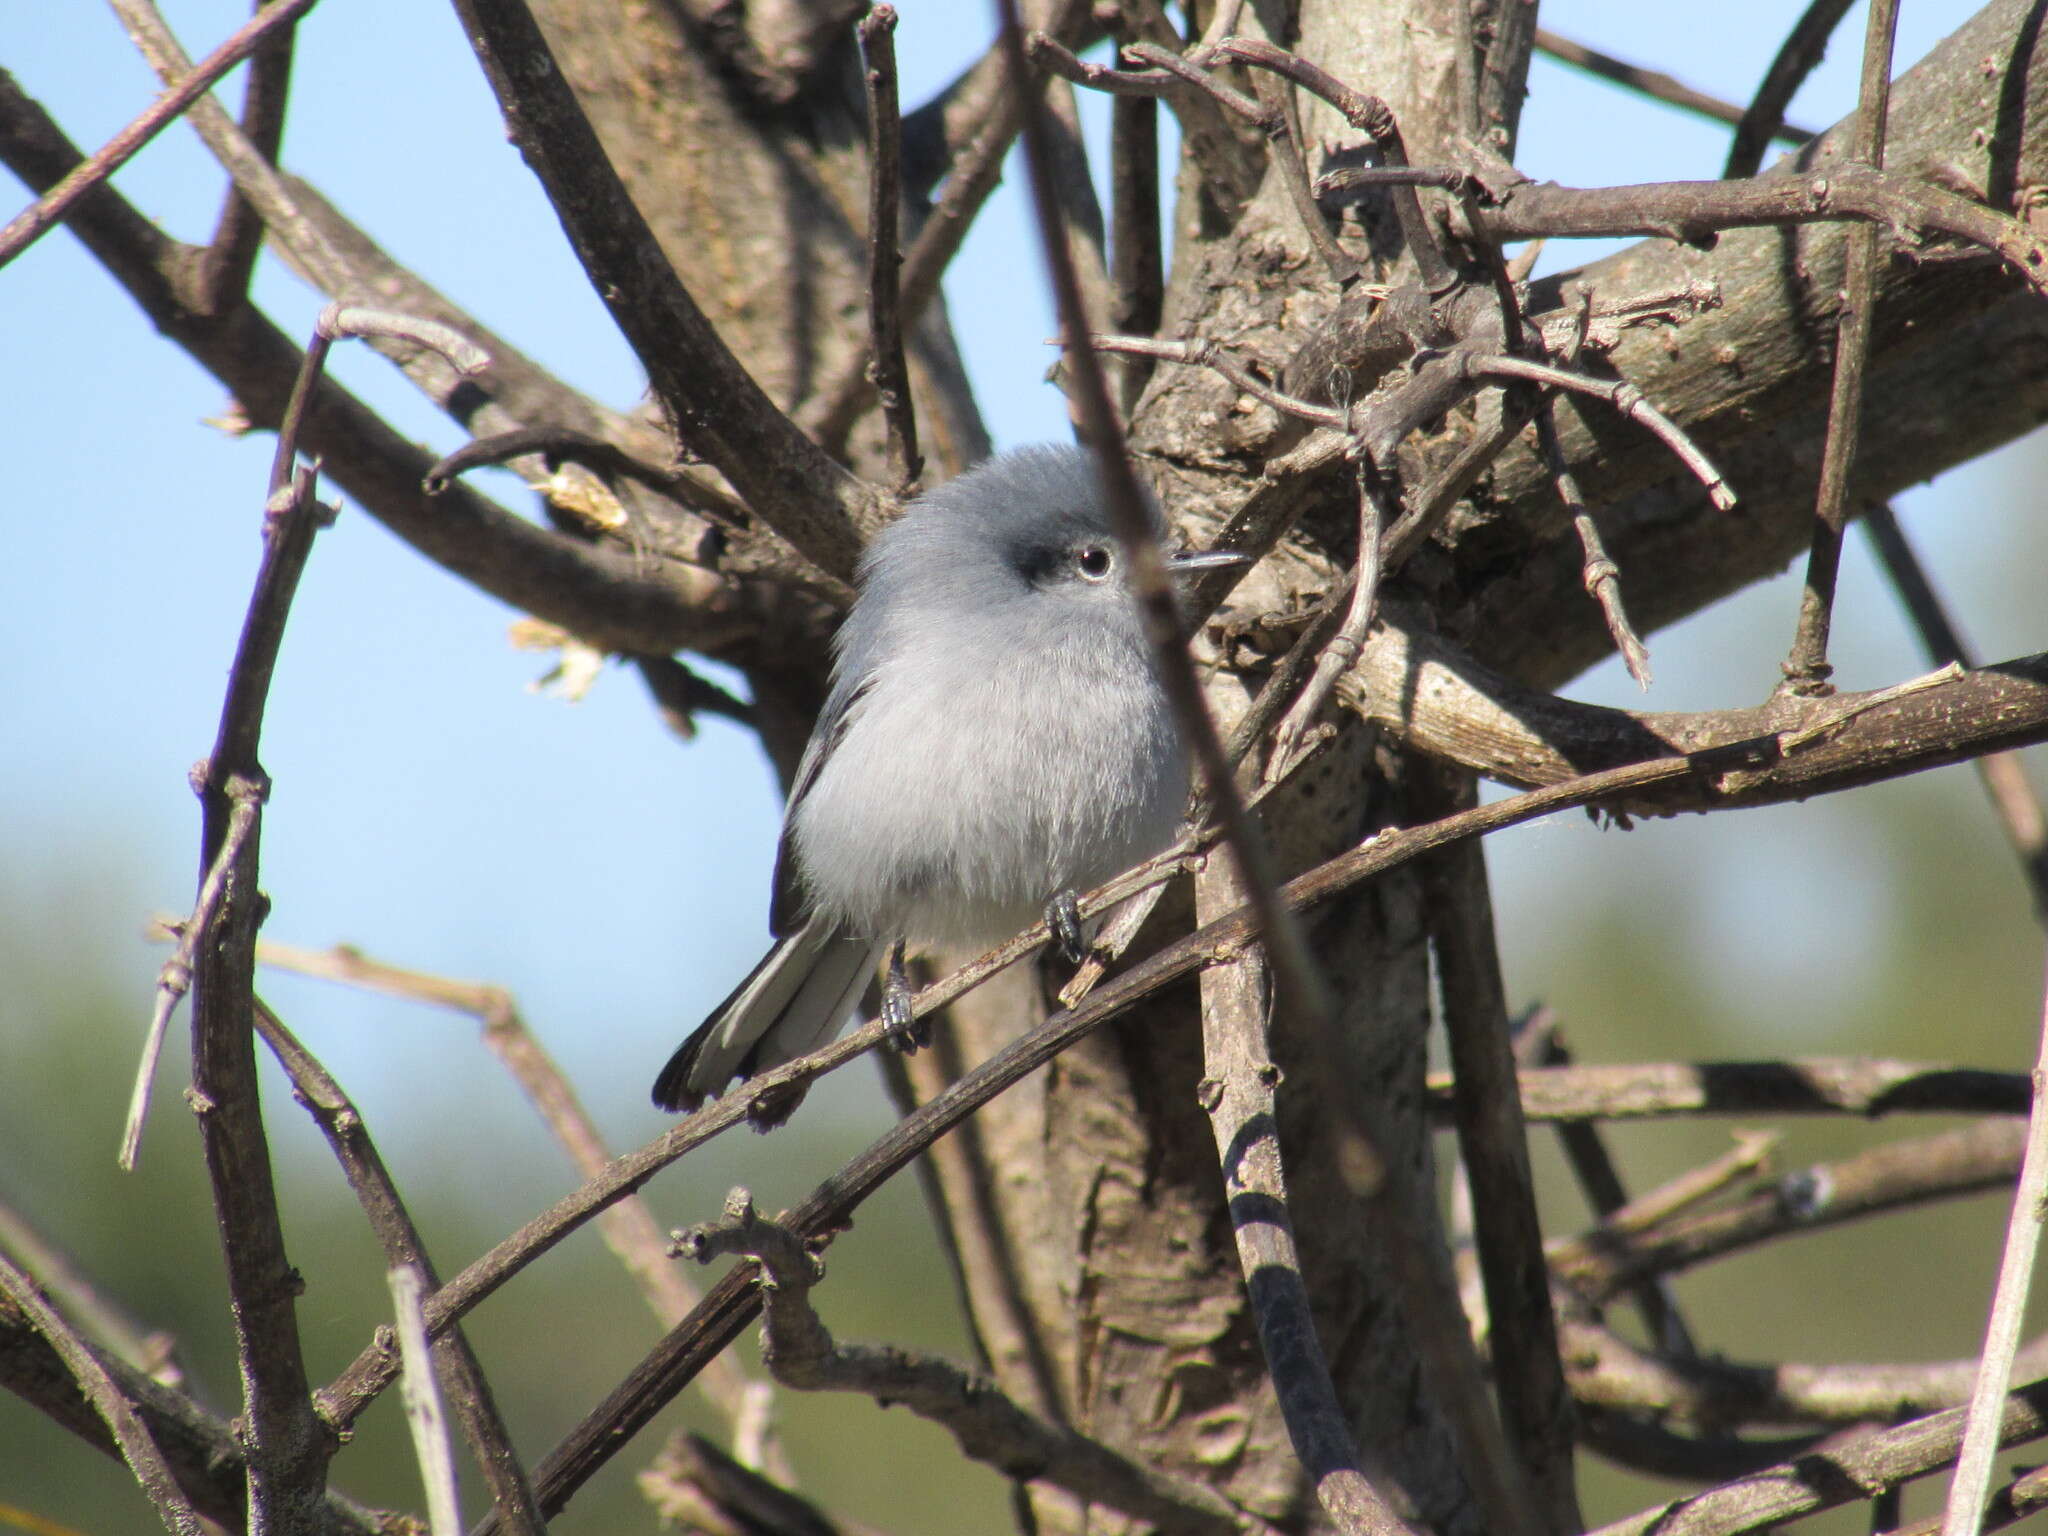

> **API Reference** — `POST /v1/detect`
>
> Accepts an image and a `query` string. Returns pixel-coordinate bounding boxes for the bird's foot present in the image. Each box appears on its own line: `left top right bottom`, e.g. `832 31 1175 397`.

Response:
1046 889 1087 966
883 941 929 1052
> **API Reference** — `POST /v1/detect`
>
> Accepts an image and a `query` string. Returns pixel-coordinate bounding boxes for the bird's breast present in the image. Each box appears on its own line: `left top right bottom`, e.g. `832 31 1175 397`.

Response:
788 630 1187 948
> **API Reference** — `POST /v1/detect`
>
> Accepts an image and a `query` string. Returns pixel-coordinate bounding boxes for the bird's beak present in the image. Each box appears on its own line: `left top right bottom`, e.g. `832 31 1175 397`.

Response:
1167 547 1252 574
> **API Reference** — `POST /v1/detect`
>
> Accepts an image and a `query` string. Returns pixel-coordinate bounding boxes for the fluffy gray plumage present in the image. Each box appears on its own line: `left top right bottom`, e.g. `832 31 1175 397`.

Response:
653 445 1205 1116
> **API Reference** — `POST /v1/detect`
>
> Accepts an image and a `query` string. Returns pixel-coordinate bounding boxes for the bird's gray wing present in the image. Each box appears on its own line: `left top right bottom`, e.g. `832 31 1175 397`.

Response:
767 671 874 937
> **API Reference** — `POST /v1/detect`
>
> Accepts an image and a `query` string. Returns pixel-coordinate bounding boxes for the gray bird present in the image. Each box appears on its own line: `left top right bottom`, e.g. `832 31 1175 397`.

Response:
653 444 1242 1118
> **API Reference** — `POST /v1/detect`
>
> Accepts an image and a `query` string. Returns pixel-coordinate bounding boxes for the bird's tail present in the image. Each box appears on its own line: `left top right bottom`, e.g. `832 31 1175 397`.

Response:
653 916 882 1118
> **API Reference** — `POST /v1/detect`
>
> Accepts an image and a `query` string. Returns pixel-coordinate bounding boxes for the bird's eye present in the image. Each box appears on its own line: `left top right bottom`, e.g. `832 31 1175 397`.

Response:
1076 545 1114 581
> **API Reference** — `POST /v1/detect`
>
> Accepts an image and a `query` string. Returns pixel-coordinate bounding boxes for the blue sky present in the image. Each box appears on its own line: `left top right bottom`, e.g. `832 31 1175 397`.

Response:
2 0 2036 1183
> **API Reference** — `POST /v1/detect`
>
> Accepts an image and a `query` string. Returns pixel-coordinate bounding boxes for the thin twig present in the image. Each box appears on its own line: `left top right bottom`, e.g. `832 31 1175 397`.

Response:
1086 331 1358 430
0 1249 205 1535
1423 1057 2032 1123
802 0 1092 451
0 1290 387 1533
1267 459 1389 779
447 0 884 579
1863 504 2048 914
390 1266 463 1536
1512 1015 1697 1357
1107 79 1162 418
1899 1463 2048 1536
253 998 545 1530
1192 862 1424 1536
1466 171 2048 298
1563 1313 2048 1430
1468 352 1737 510
244 934 785 1477
1553 1119 2028 1306
0 1200 194 1390
1417 768 1580 1536
1724 0 1858 179
858 7 920 492
174 296 363 1525
1537 404 1651 687
677 1193 1270 1536
1781 0 1900 693
423 429 746 529
1943 948 2048 1536
1591 1379 2048 1536
0 0 319 271
1245 64 1358 282
1534 29 1816 146
123 793 258 1169
1212 38 1458 294
106 0 359 295
197 0 300 311
1582 1130 1779 1238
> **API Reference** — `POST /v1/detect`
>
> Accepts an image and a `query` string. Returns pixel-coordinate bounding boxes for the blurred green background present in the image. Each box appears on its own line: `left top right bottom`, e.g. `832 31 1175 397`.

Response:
4 0 2044 1532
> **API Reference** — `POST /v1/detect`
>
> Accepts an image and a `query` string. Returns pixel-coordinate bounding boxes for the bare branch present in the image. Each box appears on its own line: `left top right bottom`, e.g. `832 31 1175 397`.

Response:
1532 401 1651 685
1591 1378 2048 1536
1332 624 2048 812
802 0 1093 451
1509 1015 1697 1357
0 1293 388 1533
249 935 784 1475
423 429 745 530
1468 170 2048 299
448 0 884 580
1724 0 1858 179
0 81 750 655
1863 505 2048 914
1267 460 1389 779
177 300 354 1527
1107 82 1162 417
124 792 257 1169
1781 0 1901 694
1213 38 1457 293
1534 29 1817 146
342 642 2048 1506
1192 864 1426 1536
858 7 921 492
1552 1120 2027 1306
1467 352 1736 510
1425 1056 2031 1123
106 0 356 292
638 1432 862 1536
1416 768 1579 1536
0 1250 206 1535
197 0 300 310
1563 1312 2048 1430
389 1266 463 1536
253 1000 545 1531
678 1192 1270 1536
1944 951 2048 1536
0 0 319 271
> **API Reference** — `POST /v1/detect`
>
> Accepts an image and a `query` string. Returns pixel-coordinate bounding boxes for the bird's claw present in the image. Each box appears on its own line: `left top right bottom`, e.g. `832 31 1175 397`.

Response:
1046 890 1087 966
883 942 929 1052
